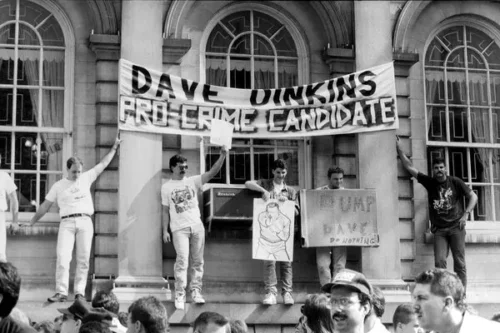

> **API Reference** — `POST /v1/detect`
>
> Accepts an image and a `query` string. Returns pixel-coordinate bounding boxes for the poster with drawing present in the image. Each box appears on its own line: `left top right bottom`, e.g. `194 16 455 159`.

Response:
252 199 295 262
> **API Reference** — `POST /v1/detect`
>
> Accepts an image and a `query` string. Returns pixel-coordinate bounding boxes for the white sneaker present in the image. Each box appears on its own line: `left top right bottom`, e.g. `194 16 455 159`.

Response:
262 292 277 305
174 294 185 310
191 289 206 304
283 292 294 305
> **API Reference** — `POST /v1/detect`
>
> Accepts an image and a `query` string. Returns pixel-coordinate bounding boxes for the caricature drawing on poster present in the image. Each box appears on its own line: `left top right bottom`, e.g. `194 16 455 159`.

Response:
252 199 295 262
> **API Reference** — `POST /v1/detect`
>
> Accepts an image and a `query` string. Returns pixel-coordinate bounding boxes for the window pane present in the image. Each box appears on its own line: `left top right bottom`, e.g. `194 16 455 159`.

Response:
39 16 65 47
278 59 298 87
220 11 250 36
0 132 12 167
274 29 297 57
40 132 64 172
490 73 500 107
39 89 64 127
254 35 273 56
253 12 281 39
0 50 16 83
254 57 274 89
0 23 16 45
495 186 500 219
43 53 64 86
446 69 467 104
471 148 489 182
205 146 226 184
466 49 486 69
449 147 468 182
493 149 500 182
468 71 488 106
446 49 465 68
18 24 39 46
449 107 467 142
18 53 41 85
425 39 449 67
472 186 492 221
14 132 38 170
206 56 227 87
494 109 500 143
0 88 14 125
230 56 250 88
425 71 446 104
14 173 37 212
229 149 250 184
254 148 275 180
470 108 490 143
230 35 250 55
427 106 447 141
206 24 232 53
0 1 17 27
15 88 37 126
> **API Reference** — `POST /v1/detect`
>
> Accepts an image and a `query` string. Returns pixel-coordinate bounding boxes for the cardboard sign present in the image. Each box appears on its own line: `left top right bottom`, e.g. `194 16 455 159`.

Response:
210 119 234 149
300 189 379 247
252 199 295 262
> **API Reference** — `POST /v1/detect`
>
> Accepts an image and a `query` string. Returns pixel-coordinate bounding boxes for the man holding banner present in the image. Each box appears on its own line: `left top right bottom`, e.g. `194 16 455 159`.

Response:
161 146 228 310
315 167 348 288
245 158 299 305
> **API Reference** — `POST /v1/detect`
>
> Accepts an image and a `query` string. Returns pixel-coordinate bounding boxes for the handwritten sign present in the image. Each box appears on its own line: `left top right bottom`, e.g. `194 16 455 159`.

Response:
210 119 234 149
300 189 379 247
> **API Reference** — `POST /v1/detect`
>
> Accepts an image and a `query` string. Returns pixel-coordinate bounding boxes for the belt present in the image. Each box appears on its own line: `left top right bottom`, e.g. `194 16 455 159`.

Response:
61 213 91 220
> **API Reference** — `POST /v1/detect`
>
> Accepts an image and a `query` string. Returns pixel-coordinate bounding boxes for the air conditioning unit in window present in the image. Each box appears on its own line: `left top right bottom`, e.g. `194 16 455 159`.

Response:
203 185 261 230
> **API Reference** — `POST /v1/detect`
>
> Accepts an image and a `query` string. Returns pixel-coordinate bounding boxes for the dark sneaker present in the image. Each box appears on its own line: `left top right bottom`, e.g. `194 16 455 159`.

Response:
75 294 86 302
47 293 67 302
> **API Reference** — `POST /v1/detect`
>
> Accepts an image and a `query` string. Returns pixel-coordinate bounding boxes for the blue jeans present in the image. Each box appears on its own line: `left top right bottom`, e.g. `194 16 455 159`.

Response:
316 246 347 287
263 260 292 295
433 226 467 289
172 223 205 296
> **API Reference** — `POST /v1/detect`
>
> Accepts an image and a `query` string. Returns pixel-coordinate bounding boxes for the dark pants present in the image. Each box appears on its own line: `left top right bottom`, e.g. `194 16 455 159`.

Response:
433 226 467 289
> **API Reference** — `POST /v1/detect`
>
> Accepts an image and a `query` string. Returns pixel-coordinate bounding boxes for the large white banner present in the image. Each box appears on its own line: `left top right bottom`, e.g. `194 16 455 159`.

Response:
118 59 398 138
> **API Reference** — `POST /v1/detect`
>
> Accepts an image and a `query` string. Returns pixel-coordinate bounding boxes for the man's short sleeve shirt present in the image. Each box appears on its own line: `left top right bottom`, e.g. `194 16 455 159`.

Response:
417 172 471 228
44 169 98 217
161 175 203 232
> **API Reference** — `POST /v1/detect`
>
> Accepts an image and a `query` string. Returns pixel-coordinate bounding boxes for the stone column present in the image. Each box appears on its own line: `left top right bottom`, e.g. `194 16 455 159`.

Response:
354 1 406 288
113 0 167 301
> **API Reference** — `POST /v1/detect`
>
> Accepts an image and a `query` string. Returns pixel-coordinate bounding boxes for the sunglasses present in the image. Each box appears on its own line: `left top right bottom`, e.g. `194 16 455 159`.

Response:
178 165 188 170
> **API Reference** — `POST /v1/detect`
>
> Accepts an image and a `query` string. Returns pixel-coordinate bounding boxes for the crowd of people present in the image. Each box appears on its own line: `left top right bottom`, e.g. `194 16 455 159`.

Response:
1 260 500 333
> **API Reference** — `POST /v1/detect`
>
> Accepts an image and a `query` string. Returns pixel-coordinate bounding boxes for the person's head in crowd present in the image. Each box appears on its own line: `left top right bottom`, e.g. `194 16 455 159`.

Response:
491 312 500 323
92 291 120 315
412 268 465 333
301 294 335 333
229 319 247 333
0 262 21 320
327 167 344 189
271 159 287 183
392 303 423 333
34 320 56 333
79 321 112 333
193 311 230 333
363 286 385 333
54 316 64 333
58 298 90 333
126 296 168 333
66 157 84 181
321 269 372 333
117 312 128 328
431 157 447 182
9 307 31 326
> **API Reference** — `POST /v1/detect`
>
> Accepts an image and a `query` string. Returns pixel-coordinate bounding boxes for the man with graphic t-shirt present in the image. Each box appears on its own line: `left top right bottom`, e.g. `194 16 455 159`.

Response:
396 136 477 290
0 153 19 262
29 136 121 302
161 146 228 311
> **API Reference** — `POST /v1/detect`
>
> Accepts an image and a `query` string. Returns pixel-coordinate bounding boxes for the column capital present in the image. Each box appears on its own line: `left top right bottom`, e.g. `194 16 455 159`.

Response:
393 51 420 78
163 38 192 65
322 47 355 76
89 34 120 61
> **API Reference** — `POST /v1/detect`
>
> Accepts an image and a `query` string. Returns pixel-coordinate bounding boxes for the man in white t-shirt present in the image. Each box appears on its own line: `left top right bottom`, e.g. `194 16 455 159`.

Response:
161 146 228 311
28 136 121 302
315 166 347 288
0 153 19 262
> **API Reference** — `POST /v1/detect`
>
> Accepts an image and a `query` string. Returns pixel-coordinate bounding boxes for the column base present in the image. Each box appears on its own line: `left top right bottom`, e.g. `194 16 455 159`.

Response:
112 276 171 302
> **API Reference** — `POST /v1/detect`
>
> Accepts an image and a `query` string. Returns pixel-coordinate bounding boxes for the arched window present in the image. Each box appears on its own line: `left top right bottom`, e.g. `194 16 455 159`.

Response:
203 8 306 186
0 0 70 214
424 25 500 222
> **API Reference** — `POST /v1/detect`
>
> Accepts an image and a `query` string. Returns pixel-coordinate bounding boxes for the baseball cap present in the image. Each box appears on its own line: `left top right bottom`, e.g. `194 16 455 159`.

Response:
321 268 372 296
57 298 89 320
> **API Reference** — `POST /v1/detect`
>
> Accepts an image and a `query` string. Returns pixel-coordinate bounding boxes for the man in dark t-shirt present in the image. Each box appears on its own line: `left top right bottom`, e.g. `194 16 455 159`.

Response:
0 262 36 333
396 137 477 289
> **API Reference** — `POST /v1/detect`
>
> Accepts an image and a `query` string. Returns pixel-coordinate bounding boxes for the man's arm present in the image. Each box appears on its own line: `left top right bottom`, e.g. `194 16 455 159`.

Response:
93 136 121 177
29 200 54 226
162 205 171 243
396 136 419 178
245 180 271 201
459 190 478 230
8 190 19 233
201 146 228 185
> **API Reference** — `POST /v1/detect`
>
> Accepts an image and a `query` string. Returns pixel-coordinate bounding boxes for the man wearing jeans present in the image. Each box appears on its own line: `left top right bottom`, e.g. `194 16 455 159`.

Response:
161 146 228 310
29 136 121 302
245 158 299 305
315 166 347 288
0 153 19 261
396 136 477 290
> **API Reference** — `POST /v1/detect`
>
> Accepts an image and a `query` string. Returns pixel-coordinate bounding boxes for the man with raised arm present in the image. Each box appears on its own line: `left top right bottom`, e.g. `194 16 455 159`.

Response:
161 146 228 311
29 136 121 302
396 136 477 290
